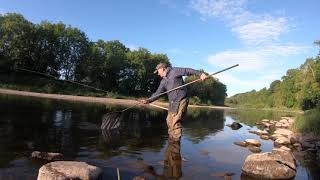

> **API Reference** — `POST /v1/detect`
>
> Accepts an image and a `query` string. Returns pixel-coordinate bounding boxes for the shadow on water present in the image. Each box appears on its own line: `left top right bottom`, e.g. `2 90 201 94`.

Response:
0 94 319 179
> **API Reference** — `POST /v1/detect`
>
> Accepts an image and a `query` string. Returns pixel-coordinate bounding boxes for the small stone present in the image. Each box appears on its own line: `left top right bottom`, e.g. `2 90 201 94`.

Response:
133 176 147 180
288 135 297 144
250 130 268 135
275 123 283 128
293 143 302 148
280 146 291 151
274 129 294 137
271 134 284 140
275 137 290 145
228 122 243 130
281 123 289 128
279 119 288 124
211 172 235 177
245 139 261 147
248 146 262 153
234 141 247 147
260 135 269 140
262 122 272 128
31 151 63 161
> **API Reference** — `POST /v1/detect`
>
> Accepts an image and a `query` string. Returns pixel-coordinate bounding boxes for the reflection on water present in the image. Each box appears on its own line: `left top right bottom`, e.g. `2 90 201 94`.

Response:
0 94 318 179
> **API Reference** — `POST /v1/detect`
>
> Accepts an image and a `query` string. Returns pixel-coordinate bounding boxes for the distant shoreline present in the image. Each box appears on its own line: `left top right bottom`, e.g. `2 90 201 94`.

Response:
0 88 234 110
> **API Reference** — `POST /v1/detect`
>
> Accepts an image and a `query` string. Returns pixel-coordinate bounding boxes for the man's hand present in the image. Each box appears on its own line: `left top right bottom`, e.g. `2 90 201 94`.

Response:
200 73 207 81
140 99 150 104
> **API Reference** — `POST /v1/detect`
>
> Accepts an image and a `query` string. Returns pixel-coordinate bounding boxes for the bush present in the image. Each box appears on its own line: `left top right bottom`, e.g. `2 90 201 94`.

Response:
293 107 320 134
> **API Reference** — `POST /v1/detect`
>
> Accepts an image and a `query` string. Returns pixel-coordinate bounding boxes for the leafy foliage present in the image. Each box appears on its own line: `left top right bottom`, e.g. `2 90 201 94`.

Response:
0 13 227 105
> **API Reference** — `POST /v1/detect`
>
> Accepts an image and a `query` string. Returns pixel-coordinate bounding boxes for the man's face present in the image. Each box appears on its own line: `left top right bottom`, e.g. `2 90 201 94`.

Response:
157 67 166 78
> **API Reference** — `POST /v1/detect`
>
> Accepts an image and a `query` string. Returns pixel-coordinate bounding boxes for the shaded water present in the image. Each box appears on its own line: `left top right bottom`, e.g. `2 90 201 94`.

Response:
0 94 318 179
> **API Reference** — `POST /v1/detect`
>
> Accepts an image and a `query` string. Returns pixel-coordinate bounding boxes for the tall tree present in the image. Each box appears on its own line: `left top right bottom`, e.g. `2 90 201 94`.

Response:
0 13 36 71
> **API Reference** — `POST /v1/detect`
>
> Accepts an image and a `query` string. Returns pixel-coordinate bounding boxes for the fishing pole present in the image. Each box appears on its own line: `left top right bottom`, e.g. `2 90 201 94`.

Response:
16 67 109 93
16 67 168 111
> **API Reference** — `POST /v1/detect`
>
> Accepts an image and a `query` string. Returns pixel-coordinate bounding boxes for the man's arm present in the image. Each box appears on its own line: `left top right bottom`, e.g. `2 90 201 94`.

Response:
173 67 201 77
143 80 166 103
173 67 207 80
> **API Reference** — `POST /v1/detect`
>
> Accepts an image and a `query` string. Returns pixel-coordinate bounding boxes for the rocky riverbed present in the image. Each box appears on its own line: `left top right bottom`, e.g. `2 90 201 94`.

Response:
233 116 320 179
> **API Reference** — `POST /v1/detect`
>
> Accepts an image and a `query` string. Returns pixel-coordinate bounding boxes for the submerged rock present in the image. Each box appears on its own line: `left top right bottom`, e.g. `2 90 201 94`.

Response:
227 122 243 130
249 129 268 136
248 146 262 153
234 141 247 147
245 139 261 147
242 148 296 179
37 161 102 180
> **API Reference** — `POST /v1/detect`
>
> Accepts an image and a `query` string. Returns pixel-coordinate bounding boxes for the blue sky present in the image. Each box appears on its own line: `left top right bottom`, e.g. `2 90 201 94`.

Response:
1 0 319 96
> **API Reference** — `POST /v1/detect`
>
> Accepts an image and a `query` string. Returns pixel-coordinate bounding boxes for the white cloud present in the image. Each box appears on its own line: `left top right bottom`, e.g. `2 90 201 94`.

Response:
258 44 310 56
215 73 265 89
232 17 288 45
215 73 281 96
189 0 291 45
208 44 309 71
208 44 310 96
208 50 265 71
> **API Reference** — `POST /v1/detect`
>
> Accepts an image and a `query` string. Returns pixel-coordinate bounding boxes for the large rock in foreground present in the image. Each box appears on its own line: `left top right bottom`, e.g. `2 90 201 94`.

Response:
37 161 102 180
242 148 296 179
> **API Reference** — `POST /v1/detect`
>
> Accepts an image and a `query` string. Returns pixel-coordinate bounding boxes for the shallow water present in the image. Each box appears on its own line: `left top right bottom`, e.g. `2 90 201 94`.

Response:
0 94 318 179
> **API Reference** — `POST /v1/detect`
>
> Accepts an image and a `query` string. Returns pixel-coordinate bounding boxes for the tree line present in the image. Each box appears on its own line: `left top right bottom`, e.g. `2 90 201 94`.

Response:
0 13 227 105
227 42 320 110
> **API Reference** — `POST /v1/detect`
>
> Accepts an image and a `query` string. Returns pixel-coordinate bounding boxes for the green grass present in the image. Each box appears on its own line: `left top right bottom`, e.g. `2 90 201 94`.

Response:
293 107 320 134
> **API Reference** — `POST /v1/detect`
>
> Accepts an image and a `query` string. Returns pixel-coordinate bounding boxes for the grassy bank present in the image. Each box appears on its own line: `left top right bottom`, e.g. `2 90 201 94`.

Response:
293 107 320 134
0 73 137 99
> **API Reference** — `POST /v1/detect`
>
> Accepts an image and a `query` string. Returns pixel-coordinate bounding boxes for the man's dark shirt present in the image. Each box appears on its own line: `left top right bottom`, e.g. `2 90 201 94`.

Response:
148 67 201 112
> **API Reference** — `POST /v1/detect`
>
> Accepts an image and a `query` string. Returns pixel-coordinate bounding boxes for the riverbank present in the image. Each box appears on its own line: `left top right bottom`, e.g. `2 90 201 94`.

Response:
0 88 234 110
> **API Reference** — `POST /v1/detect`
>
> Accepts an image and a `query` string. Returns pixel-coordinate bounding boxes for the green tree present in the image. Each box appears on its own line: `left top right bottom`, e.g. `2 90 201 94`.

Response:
124 48 170 95
0 13 36 71
186 74 227 105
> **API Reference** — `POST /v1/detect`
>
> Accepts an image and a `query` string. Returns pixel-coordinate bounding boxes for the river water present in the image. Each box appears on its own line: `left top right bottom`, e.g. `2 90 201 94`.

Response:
0 94 318 179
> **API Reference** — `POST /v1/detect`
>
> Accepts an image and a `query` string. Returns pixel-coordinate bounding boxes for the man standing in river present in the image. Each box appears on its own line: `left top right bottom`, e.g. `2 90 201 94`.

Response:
141 63 207 141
